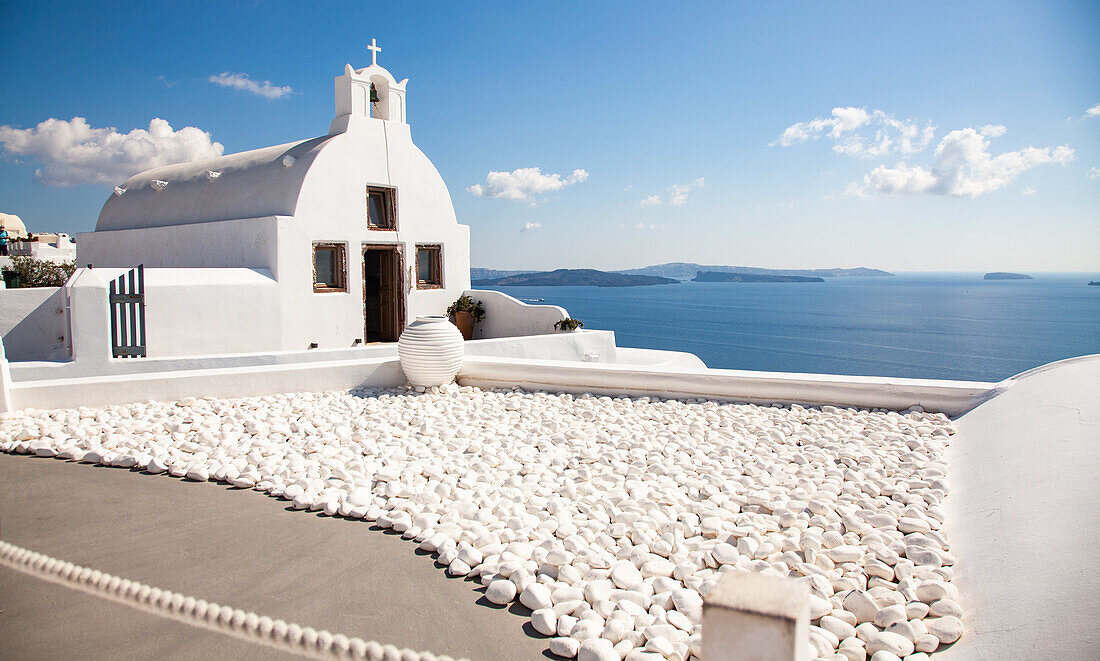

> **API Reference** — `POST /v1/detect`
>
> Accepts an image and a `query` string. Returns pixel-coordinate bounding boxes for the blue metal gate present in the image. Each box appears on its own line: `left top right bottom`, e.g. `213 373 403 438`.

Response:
109 265 146 358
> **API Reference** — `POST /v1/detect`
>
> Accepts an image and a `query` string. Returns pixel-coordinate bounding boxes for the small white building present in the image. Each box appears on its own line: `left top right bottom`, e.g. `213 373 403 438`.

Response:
9 233 76 262
76 53 470 354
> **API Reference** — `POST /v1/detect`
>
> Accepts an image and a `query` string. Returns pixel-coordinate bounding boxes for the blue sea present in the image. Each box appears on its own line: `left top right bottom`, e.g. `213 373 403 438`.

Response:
482 273 1100 382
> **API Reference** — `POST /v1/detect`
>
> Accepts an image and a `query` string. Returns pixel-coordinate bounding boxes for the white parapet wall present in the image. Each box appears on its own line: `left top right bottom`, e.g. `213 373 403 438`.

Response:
0 286 70 361
67 266 282 365
463 289 568 339
937 354 1100 661
458 356 999 415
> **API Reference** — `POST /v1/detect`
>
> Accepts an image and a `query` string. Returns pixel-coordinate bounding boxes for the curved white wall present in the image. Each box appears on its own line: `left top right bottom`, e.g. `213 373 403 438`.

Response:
464 289 568 339
939 355 1100 661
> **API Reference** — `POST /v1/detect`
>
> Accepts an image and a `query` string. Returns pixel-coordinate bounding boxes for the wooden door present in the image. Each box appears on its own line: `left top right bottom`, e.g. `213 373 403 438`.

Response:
363 245 404 342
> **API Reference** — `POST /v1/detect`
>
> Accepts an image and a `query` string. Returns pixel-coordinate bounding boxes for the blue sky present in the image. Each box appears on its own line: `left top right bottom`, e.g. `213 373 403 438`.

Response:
1 1 1097 271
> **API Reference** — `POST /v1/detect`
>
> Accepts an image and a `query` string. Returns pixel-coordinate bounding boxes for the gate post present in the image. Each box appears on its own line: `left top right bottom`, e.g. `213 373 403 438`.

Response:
0 337 13 413
68 268 112 367
703 571 811 661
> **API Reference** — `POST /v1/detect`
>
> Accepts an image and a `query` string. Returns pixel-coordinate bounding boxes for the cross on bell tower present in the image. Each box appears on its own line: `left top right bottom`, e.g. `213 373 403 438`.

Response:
330 42 409 132
367 38 381 66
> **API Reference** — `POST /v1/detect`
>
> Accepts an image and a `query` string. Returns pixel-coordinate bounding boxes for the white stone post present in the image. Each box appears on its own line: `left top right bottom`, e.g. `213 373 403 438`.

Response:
67 268 113 367
0 336 13 413
703 570 810 661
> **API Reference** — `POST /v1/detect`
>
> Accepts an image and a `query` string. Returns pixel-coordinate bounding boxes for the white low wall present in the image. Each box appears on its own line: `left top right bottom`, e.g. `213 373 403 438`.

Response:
458 357 999 415
65 267 282 364
464 289 568 339
464 329 619 363
0 286 70 362
0 327 1006 416
939 354 1100 661
616 346 708 370
9 356 406 411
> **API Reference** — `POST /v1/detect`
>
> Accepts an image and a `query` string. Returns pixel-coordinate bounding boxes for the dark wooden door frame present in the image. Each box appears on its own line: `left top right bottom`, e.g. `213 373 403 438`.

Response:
362 243 405 342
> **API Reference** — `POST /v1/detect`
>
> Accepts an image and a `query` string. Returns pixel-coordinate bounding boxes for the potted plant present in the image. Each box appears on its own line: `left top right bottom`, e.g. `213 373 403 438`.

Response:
446 295 485 341
554 318 584 332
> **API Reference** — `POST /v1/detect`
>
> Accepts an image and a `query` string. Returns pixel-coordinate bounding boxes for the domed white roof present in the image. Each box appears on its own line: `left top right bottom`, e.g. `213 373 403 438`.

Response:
0 212 27 237
95 135 336 231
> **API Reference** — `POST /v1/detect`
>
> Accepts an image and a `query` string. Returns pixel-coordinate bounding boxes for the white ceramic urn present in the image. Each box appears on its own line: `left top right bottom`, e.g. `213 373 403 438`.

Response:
397 315 465 387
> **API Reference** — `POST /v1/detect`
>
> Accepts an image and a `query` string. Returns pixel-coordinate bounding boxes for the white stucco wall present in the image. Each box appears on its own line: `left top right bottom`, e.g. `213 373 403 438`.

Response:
9 243 76 263
939 355 1100 661
464 329 618 363
465 289 569 339
60 267 281 364
77 217 282 274
458 358 998 415
0 287 69 361
279 116 471 349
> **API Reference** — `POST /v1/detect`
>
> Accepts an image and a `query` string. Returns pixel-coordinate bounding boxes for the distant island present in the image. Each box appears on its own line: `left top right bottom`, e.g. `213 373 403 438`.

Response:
472 263 893 283
469 268 539 281
693 271 825 283
472 268 678 288
984 272 1033 280
616 263 893 280
1089 281 1099 286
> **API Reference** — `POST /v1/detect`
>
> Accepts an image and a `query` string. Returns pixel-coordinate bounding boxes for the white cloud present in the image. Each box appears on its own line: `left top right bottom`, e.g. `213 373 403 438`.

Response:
627 222 665 230
0 116 224 187
668 178 705 206
1088 167 1100 180
208 72 293 100
519 221 541 233
774 106 935 158
468 167 588 204
1022 187 1037 197
1086 103 1100 118
640 178 705 207
846 126 1074 198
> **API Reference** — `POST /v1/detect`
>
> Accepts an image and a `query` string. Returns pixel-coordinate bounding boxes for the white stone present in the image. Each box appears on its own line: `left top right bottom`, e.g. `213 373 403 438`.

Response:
843 590 880 624
914 634 940 653
828 545 864 564
865 631 915 657
549 636 580 658
578 637 617 661
929 598 963 618
873 604 908 629
531 608 557 636
520 583 553 611
610 562 644 590
925 615 963 644
486 579 517 605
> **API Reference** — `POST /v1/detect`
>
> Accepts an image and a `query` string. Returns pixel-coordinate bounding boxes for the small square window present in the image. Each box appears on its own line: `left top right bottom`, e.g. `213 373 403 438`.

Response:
313 243 346 293
416 245 442 289
367 187 396 230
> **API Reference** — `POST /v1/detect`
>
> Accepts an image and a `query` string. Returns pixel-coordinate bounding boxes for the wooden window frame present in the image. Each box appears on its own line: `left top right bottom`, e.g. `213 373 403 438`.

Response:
415 244 443 290
366 186 397 231
312 242 347 293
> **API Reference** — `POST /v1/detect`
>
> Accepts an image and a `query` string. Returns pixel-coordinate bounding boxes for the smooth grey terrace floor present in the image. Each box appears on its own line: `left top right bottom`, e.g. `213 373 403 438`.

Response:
0 453 551 660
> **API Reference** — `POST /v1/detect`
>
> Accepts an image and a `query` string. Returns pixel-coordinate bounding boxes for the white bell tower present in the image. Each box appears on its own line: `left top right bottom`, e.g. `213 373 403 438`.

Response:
331 38 408 133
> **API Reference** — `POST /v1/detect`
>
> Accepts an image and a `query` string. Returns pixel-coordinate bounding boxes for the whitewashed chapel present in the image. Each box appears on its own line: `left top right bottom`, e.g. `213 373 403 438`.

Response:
78 44 470 353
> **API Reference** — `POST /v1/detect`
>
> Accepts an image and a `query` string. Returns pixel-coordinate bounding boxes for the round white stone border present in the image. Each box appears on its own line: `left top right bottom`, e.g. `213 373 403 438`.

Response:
0 539 469 661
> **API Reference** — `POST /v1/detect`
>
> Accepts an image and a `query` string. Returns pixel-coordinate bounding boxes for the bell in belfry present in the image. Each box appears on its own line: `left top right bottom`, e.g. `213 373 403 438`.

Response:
370 83 380 103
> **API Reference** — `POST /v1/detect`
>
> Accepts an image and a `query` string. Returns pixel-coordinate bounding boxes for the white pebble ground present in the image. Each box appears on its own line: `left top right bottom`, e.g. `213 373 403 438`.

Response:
1 385 963 661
